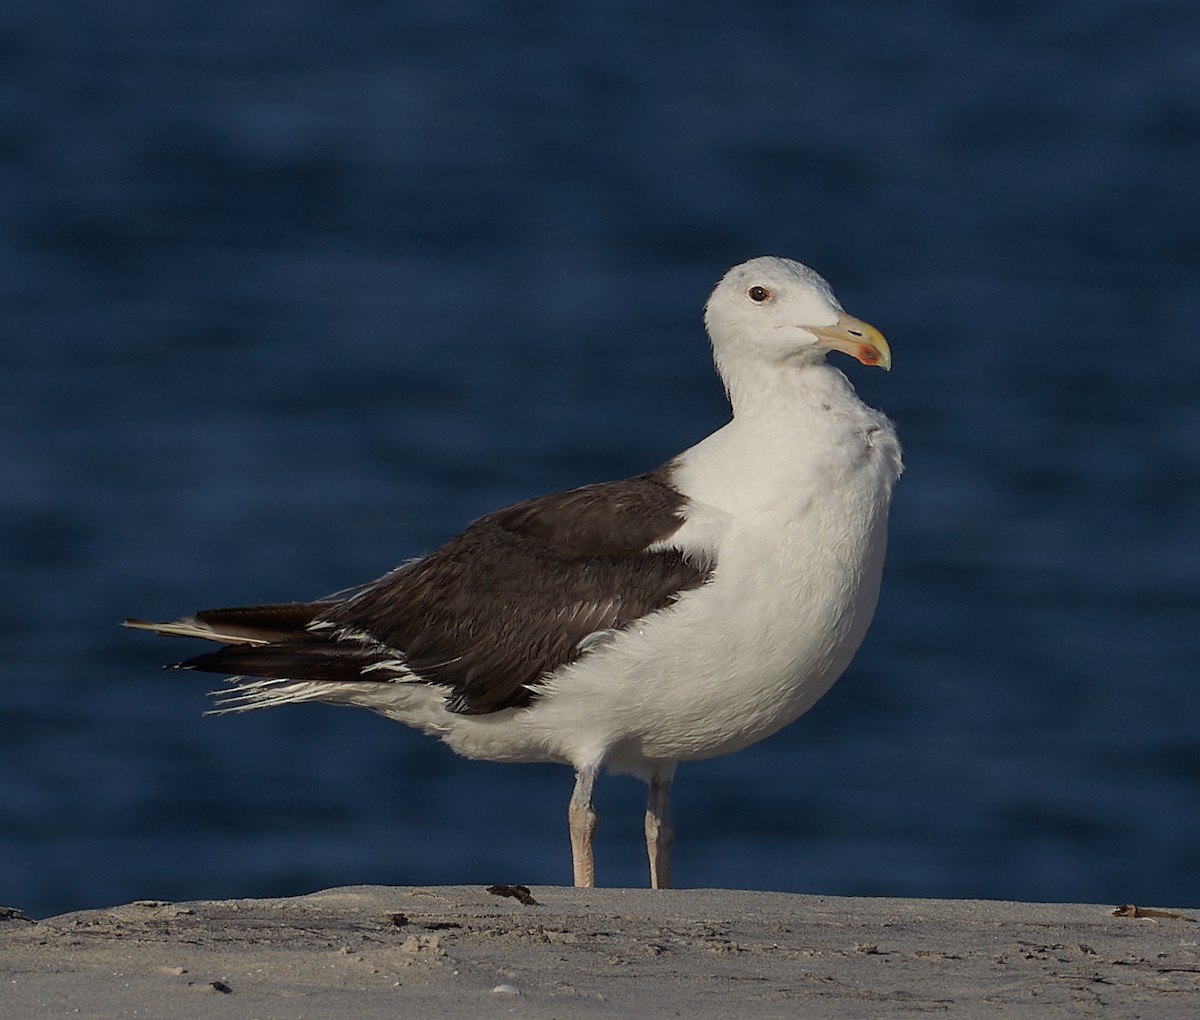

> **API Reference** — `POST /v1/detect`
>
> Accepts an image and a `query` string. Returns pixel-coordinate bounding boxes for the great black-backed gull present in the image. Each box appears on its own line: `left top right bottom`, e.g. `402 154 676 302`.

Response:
125 256 903 889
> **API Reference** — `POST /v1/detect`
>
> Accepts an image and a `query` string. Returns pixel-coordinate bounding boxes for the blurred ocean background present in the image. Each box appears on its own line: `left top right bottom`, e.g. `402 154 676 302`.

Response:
2 0 1198 920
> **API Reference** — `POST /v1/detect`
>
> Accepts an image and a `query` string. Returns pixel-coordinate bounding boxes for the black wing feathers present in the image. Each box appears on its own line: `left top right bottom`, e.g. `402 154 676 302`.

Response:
174 469 714 715
181 635 381 680
193 602 328 641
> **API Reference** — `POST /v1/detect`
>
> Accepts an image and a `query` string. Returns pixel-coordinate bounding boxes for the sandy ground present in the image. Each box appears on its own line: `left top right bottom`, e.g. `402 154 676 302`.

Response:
3 885 1198 1018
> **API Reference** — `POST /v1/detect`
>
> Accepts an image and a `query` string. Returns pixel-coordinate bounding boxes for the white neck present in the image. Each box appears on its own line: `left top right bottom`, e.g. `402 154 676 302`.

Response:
673 353 899 527
717 354 859 424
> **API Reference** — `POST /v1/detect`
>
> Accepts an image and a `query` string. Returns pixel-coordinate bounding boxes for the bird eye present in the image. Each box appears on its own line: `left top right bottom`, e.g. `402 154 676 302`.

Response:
748 286 771 302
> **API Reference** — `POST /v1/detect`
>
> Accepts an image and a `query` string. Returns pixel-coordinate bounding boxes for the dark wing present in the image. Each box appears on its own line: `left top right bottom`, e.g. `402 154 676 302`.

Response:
160 468 715 715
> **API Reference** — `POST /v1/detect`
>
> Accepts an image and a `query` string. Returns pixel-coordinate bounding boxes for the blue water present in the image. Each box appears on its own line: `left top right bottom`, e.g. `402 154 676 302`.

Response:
3 0 1199 919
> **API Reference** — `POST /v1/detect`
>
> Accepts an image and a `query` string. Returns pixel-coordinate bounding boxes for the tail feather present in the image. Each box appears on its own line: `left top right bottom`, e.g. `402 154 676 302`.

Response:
178 637 386 681
206 677 338 714
123 601 328 646
126 600 414 715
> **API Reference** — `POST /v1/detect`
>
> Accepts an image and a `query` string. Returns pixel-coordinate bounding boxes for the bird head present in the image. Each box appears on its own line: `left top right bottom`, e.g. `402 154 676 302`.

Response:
703 257 891 376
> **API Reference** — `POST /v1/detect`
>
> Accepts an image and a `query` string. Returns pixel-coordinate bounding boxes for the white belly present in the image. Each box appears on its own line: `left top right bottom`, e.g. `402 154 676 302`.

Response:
526 508 888 774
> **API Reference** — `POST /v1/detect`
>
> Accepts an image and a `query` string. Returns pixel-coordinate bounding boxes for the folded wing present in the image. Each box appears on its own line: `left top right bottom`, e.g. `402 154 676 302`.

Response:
126 469 715 716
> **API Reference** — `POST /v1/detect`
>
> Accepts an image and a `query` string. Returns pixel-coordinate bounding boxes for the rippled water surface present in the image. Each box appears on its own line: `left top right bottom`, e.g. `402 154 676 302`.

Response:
2 0 1199 918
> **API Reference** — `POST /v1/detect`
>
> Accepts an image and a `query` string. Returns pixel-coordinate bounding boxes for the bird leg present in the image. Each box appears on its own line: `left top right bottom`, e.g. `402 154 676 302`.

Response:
644 768 675 889
568 766 599 888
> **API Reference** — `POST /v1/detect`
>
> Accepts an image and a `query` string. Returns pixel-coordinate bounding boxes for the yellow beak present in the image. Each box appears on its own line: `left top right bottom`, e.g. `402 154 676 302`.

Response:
807 313 892 371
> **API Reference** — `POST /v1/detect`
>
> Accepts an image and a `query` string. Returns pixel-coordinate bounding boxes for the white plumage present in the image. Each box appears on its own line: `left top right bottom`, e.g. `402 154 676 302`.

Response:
126 256 902 889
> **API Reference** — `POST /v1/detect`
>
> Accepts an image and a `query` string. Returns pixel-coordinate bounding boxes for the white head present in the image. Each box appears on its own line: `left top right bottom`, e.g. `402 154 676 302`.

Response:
703 257 891 388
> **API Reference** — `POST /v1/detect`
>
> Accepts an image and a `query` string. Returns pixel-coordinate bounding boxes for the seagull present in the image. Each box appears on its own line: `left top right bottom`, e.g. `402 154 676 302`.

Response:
125 256 903 890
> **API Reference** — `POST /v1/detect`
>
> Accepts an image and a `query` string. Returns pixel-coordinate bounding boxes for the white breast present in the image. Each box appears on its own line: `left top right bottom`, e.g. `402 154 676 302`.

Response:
525 377 902 775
